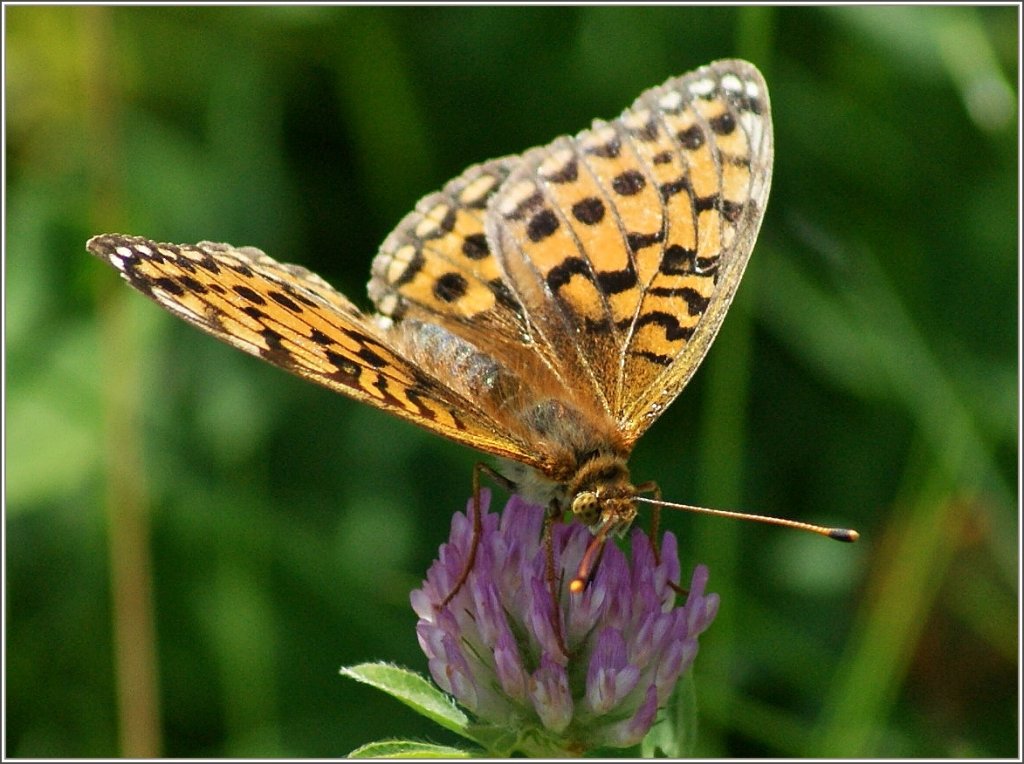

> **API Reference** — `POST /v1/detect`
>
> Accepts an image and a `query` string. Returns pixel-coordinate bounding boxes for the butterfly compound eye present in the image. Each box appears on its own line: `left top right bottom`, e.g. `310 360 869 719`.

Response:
571 491 600 526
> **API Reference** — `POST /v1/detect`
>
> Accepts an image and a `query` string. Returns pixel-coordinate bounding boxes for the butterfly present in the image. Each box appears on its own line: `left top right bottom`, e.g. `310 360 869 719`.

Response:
88 59 854 598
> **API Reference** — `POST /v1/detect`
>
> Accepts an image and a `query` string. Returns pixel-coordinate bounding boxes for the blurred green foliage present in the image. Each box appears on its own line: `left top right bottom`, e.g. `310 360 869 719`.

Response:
6 6 1017 758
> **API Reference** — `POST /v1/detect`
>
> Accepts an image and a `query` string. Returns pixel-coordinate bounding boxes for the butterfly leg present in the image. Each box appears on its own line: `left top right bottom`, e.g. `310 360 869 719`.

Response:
635 480 688 597
635 480 663 559
438 462 517 608
542 503 571 659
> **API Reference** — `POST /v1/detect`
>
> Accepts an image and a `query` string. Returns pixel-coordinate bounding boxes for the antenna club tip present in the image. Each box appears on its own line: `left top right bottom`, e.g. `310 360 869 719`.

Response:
569 578 586 594
830 528 860 543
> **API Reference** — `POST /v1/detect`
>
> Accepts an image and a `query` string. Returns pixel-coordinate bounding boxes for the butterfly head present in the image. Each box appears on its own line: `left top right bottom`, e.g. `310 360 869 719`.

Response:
564 451 638 531
558 452 639 595
569 484 637 535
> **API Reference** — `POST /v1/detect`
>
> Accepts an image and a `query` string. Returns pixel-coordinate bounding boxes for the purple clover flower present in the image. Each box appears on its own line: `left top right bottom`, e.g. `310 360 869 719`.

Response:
411 491 719 756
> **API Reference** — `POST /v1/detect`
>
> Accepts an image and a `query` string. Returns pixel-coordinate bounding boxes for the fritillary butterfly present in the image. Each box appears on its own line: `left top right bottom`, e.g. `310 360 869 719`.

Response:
88 60 855 595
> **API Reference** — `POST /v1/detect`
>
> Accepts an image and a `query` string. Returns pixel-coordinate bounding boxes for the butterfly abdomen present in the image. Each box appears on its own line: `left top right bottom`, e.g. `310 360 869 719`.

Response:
398 319 523 406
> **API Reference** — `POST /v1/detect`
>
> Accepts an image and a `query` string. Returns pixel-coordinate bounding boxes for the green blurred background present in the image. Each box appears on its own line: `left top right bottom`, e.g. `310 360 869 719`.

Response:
6 6 1018 758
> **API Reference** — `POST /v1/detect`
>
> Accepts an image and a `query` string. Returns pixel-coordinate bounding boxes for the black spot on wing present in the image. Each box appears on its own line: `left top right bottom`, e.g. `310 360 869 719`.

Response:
646 287 710 315
736 95 764 114
233 285 266 305
461 233 490 260
694 194 720 213
226 261 254 278
197 255 222 274
722 200 744 223
596 263 638 295
626 230 665 253
178 275 208 294
677 125 704 150
546 257 593 291
634 311 695 341
695 194 749 223
309 328 332 345
527 209 560 242
433 272 468 303
260 326 284 352
357 345 389 368
489 278 523 314
501 190 544 221
630 118 659 142
659 177 689 200
631 349 672 366
709 112 736 135
392 248 425 287
325 349 361 382
269 290 302 312
440 207 458 234
155 277 185 296
572 197 605 225
171 257 198 274
612 170 646 196
661 244 696 275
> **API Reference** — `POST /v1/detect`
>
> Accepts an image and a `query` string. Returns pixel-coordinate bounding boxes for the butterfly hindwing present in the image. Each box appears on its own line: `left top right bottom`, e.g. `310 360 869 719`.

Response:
86 234 546 467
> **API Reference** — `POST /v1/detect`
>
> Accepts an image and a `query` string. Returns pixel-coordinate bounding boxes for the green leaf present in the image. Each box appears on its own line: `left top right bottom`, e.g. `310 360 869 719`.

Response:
347 739 478 758
462 725 525 758
340 663 472 739
641 671 698 758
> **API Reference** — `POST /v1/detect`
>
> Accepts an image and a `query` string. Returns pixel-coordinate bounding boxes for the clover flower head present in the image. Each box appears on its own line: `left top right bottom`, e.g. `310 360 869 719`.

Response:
411 491 719 756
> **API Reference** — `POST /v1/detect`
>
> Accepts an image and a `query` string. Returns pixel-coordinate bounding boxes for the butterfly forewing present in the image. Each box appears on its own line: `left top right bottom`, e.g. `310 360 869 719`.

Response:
619 60 773 438
482 59 773 444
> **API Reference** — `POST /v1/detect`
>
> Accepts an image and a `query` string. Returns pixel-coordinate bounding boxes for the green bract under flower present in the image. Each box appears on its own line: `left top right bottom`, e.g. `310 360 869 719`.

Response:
411 492 719 756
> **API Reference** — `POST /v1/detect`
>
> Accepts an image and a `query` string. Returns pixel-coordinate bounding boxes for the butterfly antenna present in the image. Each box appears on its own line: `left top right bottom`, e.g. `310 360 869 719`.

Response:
634 496 859 542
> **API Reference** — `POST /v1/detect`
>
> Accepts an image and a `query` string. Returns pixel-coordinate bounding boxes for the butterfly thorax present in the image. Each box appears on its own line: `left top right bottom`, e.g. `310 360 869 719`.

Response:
391 312 643 534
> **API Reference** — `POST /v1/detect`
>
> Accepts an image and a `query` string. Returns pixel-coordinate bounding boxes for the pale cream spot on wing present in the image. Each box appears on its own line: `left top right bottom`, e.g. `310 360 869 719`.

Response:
659 90 684 110
721 74 743 92
497 179 540 217
580 123 618 152
383 244 417 284
537 146 575 179
414 215 440 239
459 173 500 206
621 108 652 131
689 78 715 97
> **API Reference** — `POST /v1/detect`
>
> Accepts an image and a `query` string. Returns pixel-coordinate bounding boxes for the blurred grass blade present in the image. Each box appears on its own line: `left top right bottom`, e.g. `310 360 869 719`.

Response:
757 245 1014 574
